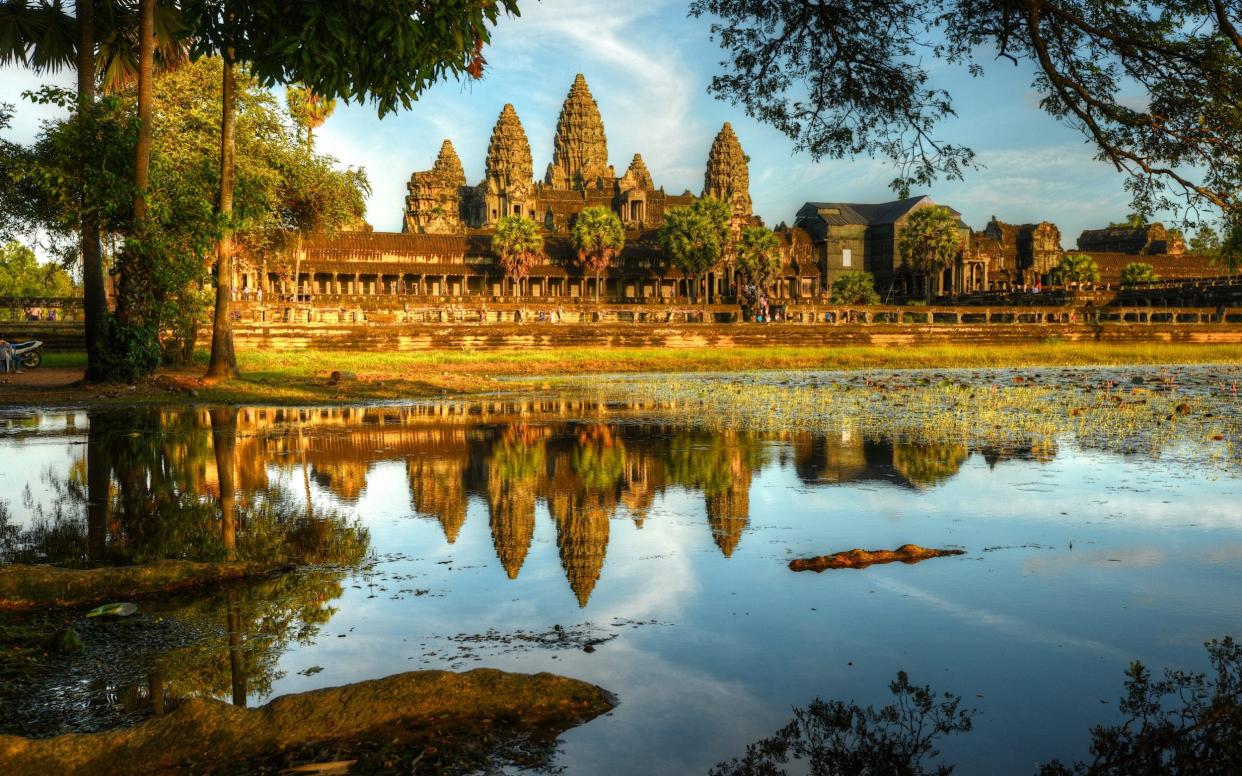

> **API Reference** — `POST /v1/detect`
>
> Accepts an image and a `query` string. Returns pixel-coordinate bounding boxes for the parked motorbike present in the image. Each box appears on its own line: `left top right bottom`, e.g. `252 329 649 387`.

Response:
10 340 43 369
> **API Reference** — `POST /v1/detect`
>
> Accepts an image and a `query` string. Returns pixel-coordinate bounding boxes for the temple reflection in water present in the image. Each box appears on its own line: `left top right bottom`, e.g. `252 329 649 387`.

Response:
2 399 1057 607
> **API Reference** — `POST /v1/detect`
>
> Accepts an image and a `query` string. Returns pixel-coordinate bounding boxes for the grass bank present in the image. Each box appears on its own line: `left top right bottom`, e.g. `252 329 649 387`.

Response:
7 341 1242 406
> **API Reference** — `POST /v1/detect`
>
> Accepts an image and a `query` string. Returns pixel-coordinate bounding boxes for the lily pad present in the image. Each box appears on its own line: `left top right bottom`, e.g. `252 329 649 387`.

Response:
85 602 138 618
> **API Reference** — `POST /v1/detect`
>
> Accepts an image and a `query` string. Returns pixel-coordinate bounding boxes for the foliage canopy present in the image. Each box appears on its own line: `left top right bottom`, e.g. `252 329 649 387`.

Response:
1055 253 1101 284
733 226 782 293
690 0 1242 223
570 206 624 302
831 271 881 305
491 215 543 291
0 241 76 296
182 0 520 116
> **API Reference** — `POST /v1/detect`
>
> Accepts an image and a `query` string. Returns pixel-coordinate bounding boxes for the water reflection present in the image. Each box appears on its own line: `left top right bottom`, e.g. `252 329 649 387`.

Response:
4 568 348 736
1 401 1023 605
1 389 1240 773
712 637 1242 776
1 407 369 568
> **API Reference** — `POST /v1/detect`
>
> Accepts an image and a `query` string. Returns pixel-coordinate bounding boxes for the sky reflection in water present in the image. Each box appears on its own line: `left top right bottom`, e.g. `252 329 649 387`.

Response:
1 381 1240 774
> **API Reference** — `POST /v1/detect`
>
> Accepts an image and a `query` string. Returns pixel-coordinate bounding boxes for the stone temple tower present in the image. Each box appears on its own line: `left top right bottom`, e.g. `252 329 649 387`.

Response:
545 74 614 191
403 139 467 234
481 103 534 225
703 122 753 222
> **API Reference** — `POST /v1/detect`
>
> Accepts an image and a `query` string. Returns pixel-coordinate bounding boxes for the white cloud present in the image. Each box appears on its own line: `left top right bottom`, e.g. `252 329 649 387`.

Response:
0 66 75 142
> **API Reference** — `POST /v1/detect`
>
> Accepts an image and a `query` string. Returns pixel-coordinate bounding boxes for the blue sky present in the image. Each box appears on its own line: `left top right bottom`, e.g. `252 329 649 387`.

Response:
2 0 1157 248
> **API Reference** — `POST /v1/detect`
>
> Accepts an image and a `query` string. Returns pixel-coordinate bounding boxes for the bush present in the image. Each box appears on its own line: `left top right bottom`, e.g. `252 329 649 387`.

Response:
1120 262 1158 286
831 271 880 304
1054 253 1100 284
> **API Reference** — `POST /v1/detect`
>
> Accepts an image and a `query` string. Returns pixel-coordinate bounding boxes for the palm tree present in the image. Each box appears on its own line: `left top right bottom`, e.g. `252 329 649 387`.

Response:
109 0 158 340
491 216 543 298
692 196 731 303
733 225 781 297
1054 253 1100 286
1119 262 1158 286
898 206 961 303
286 84 336 151
204 52 238 379
659 207 715 305
569 206 623 303
659 197 732 306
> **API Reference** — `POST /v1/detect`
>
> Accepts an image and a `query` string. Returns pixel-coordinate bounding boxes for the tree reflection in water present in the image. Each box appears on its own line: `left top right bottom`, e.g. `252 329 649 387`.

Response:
3 569 351 736
709 672 973 776
1 402 1018 607
711 638 1242 776
2 408 369 568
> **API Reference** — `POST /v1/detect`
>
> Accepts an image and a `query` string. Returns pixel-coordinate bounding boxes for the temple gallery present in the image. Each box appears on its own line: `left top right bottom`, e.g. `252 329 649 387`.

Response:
232 75 1213 305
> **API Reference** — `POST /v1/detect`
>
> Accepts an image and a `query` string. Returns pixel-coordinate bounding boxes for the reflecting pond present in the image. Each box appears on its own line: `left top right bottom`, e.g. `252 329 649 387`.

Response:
2 365 1241 773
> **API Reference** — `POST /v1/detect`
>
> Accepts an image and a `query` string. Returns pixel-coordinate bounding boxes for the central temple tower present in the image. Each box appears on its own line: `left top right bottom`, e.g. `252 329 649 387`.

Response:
703 122 753 225
480 103 535 225
545 74 614 191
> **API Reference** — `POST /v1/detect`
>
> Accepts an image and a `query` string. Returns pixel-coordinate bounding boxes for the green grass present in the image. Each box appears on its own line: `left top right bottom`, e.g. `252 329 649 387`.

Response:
41 351 87 369
23 341 1242 407
232 341 1242 376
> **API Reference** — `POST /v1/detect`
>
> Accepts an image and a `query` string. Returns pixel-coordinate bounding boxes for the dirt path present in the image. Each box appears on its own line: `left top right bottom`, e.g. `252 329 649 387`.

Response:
0 368 90 405
0 368 204 406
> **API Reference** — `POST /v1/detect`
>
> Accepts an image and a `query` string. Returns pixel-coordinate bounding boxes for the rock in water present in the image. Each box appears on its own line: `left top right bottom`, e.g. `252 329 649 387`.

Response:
47 627 84 654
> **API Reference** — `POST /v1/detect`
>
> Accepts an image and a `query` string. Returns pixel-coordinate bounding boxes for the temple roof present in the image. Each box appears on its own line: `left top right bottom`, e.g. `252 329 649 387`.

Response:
295 228 695 276
797 196 969 237
1075 251 1218 281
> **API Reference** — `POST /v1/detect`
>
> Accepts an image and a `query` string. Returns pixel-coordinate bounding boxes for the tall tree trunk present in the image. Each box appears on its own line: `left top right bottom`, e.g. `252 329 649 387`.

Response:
115 0 155 333
77 0 110 381
206 57 238 378
132 0 153 225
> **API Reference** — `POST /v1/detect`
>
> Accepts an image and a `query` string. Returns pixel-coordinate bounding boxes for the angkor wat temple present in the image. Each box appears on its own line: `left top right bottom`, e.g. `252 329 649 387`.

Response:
234 74 1218 305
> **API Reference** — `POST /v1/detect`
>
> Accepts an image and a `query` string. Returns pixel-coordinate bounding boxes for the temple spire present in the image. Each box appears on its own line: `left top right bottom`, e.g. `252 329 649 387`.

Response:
481 104 534 225
433 139 466 187
403 138 468 234
545 74 613 190
485 104 534 191
703 121 753 221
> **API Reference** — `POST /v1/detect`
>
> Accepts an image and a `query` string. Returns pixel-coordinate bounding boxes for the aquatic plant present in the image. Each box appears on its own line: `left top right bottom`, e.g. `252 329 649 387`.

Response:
556 367 1241 477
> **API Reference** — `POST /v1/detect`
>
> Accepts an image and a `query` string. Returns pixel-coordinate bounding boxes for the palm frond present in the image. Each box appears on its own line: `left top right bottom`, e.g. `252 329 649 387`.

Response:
152 1 187 68
24 0 77 72
0 1 36 67
96 0 189 93
96 25 137 91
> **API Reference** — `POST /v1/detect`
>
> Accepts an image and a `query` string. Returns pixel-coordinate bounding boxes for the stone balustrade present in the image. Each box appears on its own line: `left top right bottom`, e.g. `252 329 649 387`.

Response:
6 298 1242 352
